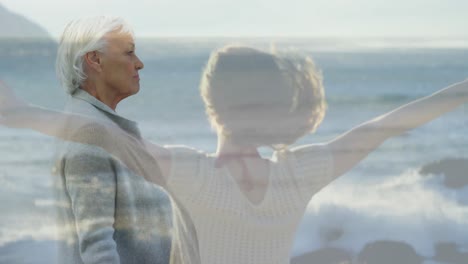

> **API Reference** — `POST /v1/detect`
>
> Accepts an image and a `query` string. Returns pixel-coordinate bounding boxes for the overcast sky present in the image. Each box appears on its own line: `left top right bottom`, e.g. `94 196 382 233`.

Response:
1 0 467 39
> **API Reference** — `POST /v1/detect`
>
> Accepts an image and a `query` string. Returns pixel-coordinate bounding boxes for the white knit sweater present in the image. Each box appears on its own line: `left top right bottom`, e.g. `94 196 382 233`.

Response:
166 144 333 264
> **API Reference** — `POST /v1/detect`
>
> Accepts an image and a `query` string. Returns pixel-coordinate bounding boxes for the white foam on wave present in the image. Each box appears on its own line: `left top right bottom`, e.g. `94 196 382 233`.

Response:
292 169 468 258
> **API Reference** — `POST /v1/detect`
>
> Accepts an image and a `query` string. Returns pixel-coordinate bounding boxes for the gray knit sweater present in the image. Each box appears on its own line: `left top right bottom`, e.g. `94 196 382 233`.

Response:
53 89 172 264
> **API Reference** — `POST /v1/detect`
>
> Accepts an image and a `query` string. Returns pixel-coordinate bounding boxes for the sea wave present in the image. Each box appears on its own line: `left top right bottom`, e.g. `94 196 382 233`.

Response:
293 158 468 260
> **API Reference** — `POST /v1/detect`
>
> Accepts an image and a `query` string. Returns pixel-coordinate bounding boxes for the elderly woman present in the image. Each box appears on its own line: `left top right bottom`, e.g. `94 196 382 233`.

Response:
1 45 467 264
10 16 195 264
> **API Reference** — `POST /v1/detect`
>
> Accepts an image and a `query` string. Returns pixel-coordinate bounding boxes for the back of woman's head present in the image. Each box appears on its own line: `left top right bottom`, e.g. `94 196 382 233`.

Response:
56 16 134 95
200 45 326 149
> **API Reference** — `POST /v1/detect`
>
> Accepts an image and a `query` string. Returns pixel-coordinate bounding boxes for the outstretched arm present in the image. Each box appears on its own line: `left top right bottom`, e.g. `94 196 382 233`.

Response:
0 82 171 185
328 79 468 179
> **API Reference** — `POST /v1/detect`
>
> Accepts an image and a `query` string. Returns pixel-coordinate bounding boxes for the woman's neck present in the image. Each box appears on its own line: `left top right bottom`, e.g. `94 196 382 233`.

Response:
81 81 121 111
215 133 258 157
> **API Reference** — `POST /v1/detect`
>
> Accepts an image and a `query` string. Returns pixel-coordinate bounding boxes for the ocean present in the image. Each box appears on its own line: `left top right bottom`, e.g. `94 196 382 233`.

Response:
1 38 467 263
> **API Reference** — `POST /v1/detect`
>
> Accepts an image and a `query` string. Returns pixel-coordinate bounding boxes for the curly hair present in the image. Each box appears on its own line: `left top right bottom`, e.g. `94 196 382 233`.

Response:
200 45 326 149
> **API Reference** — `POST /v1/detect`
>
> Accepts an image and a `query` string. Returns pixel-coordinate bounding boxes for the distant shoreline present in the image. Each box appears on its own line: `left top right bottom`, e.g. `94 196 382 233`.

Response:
1 34 467 50
135 37 468 51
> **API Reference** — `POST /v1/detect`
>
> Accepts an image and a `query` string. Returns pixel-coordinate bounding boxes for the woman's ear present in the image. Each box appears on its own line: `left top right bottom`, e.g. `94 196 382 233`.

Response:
84 51 102 73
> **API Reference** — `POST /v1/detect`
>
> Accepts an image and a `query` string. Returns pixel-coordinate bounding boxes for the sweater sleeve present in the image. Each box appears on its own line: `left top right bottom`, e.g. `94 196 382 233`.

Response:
164 145 206 200
63 127 121 264
284 143 334 201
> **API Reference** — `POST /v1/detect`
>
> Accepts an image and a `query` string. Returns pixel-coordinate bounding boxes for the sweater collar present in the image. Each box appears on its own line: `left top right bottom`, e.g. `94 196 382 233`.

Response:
71 89 141 138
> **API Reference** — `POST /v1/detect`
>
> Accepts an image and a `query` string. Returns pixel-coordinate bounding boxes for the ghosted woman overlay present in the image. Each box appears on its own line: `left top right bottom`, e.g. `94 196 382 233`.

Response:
1 46 467 263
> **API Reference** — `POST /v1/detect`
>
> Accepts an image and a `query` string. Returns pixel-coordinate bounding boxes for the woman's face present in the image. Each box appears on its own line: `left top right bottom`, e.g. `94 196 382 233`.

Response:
98 32 144 102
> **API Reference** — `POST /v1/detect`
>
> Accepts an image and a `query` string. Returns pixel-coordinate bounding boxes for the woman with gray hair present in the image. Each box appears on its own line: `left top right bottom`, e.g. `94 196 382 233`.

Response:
56 16 136 95
1 45 467 263
32 16 198 264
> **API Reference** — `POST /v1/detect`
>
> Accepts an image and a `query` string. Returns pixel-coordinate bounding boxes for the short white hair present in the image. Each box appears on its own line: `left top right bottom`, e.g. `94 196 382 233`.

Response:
56 16 134 94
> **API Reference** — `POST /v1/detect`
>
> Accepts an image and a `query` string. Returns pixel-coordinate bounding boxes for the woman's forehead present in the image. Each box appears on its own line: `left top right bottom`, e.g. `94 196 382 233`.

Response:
104 32 134 47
